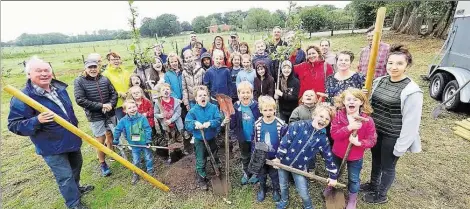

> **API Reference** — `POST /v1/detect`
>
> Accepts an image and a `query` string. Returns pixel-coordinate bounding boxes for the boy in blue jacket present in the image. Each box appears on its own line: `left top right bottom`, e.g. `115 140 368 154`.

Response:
185 85 222 191
113 99 153 185
226 81 261 185
251 96 288 202
273 104 339 209
203 49 232 102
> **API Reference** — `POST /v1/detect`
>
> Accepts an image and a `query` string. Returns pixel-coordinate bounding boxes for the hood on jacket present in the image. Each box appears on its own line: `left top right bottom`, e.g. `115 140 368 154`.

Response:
200 52 212 68
280 60 295 81
254 60 272 79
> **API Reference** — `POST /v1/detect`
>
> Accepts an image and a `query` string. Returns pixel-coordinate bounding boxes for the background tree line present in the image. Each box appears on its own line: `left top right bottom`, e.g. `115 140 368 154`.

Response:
1 1 457 47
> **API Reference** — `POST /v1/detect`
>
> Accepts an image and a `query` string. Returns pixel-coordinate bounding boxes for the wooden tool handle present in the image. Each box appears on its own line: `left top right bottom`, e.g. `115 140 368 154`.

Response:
200 129 220 176
266 160 346 188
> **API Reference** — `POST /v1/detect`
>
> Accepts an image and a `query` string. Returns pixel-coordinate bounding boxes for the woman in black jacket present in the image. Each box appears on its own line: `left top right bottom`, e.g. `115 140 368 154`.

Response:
274 60 300 122
73 59 118 177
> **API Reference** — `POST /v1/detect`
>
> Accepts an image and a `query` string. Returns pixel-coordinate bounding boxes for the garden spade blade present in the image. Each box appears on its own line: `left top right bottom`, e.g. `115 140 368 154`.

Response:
210 174 227 196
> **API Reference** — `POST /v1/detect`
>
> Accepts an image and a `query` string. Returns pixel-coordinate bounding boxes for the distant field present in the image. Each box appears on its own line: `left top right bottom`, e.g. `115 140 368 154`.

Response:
1 32 470 209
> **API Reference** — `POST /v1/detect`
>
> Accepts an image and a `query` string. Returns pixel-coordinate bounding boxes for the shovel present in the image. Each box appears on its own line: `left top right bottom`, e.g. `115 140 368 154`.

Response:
215 94 235 199
432 79 470 119
265 160 346 188
325 115 369 209
200 129 227 195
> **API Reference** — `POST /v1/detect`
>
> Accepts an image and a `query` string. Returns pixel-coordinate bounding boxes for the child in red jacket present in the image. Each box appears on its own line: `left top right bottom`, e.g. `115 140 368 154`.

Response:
328 87 377 209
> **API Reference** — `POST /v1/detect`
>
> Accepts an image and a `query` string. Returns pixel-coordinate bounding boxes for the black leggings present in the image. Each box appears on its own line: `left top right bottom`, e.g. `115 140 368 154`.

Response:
370 133 399 196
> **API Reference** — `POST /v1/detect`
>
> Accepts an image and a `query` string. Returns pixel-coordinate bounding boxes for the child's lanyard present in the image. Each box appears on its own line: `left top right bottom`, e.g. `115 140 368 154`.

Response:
131 118 143 142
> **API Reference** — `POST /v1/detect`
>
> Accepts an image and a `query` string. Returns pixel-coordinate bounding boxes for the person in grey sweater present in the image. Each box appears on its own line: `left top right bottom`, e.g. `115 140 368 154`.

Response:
362 45 423 204
289 90 317 123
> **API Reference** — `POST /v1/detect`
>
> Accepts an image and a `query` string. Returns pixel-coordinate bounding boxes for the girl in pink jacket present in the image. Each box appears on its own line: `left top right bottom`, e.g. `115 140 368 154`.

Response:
327 87 377 209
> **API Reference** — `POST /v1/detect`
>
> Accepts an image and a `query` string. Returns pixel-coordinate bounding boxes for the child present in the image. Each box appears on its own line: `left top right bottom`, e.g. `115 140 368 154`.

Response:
154 83 187 161
182 49 206 111
164 53 184 101
328 88 377 209
129 73 150 99
185 85 222 191
251 96 287 202
274 60 300 123
252 40 273 78
253 61 275 101
150 57 167 101
203 49 232 101
274 103 339 209
200 52 212 71
112 100 153 185
239 42 251 55
229 52 243 103
236 54 256 87
127 86 156 140
289 90 318 123
227 81 261 185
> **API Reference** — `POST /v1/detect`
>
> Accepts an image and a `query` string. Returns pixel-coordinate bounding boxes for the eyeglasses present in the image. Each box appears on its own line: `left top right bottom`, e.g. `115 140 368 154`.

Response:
110 58 120 61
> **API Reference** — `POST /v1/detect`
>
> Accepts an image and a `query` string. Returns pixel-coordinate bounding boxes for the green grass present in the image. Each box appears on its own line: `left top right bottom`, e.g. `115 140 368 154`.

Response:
2 32 470 209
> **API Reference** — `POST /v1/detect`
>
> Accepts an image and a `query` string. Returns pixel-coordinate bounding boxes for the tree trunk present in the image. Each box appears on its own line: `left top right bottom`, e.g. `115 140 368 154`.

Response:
431 1 457 39
423 18 435 36
397 5 412 31
399 4 420 34
391 7 404 31
409 15 424 35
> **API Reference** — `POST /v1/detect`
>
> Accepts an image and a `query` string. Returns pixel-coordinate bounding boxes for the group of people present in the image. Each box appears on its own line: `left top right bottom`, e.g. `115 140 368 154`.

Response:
7 26 423 209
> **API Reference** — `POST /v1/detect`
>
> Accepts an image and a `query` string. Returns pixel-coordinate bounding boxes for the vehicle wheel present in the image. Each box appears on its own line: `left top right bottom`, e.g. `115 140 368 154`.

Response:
442 80 461 110
429 73 450 100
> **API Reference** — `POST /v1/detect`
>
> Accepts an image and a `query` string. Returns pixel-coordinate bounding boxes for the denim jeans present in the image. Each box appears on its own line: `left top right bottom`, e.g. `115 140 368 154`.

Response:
278 169 313 209
42 151 83 208
131 147 154 173
332 154 363 193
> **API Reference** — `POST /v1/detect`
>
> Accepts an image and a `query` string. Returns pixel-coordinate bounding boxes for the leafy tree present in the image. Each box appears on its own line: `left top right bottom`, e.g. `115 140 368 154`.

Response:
140 17 155 37
244 8 273 31
349 0 387 28
181 21 193 31
207 13 223 24
223 10 244 29
154 14 182 36
271 9 287 28
192 16 209 33
299 6 328 37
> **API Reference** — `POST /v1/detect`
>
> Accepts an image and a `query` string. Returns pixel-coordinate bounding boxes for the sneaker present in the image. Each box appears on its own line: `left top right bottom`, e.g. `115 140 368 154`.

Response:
240 173 249 185
256 189 266 202
248 175 259 184
78 185 94 196
363 192 388 204
197 174 208 191
276 200 288 209
272 191 280 202
109 158 116 162
131 174 139 185
100 163 111 177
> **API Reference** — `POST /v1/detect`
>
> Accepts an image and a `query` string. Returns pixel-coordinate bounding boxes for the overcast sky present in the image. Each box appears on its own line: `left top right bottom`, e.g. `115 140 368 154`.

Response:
1 1 350 42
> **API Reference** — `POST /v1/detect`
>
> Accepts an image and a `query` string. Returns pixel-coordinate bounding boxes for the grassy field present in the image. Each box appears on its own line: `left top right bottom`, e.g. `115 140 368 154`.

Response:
1 32 470 209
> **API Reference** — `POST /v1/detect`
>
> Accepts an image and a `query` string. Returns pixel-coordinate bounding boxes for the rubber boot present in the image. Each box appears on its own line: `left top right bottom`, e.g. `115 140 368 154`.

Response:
257 177 267 202
346 192 358 209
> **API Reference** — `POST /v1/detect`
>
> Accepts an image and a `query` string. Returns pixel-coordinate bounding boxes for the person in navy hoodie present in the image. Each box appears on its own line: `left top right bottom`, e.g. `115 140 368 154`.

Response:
203 49 232 102
8 56 93 209
273 103 339 209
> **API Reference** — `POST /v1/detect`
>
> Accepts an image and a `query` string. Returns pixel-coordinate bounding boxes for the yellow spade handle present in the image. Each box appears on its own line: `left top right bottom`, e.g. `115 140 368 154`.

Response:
2 84 170 192
364 7 387 96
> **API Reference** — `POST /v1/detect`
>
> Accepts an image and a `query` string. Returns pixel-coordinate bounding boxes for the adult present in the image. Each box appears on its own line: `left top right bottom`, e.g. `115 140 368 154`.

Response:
267 26 288 54
285 31 306 65
325 51 365 104
134 57 160 94
267 26 288 83
181 32 207 59
358 26 390 78
294 45 334 99
154 44 168 65
274 60 300 122
8 56 94 209
87 53 106 73
320 39 337 70
192 41 204 61
74 57 118 177
362 45 423 204
102 52 133 120
239 42 251 55
228 32 240 53
210 35 232 68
